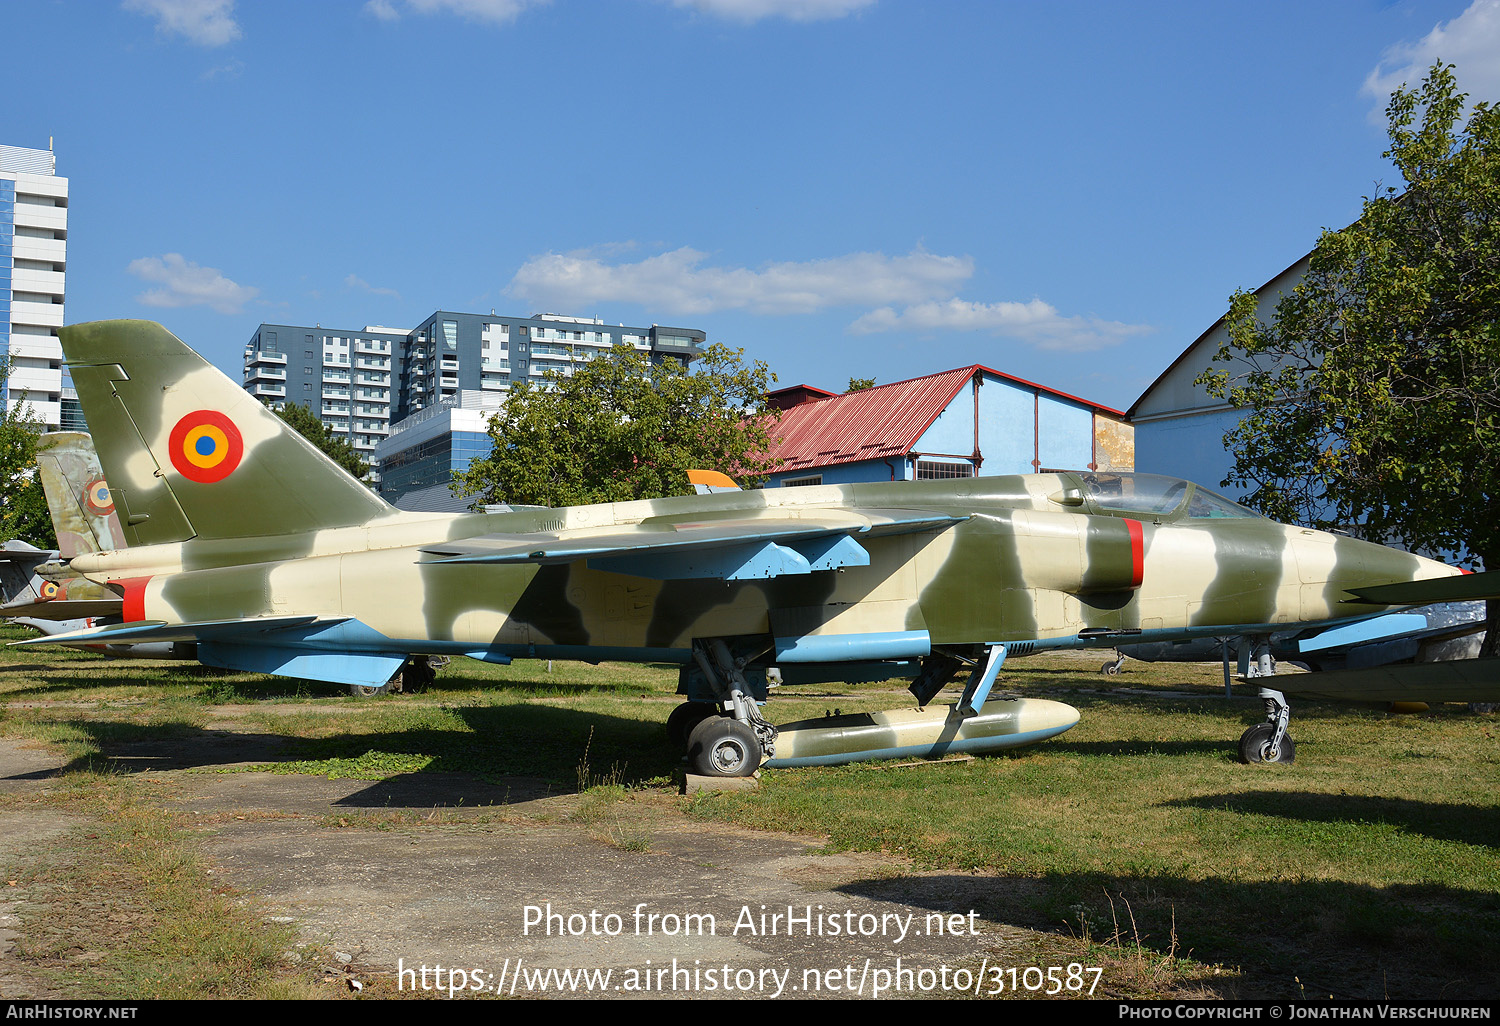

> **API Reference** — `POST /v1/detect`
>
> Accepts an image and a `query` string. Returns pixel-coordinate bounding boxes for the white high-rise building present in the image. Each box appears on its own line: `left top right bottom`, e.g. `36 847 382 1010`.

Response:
0 143 67 429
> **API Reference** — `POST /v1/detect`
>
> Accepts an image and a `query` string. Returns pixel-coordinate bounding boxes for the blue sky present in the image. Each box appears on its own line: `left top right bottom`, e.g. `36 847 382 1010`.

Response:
8 0 1500 411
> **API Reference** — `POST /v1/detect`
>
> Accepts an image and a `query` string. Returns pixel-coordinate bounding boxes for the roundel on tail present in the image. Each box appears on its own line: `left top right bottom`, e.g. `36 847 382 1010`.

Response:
168 411 244 484
82 478 114 514
39 581 61 601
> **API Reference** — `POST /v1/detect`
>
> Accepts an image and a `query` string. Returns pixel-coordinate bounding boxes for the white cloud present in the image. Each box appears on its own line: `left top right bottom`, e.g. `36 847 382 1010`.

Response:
345 274 402 299
1363 0 1500 116
508 246 972 315
848 298 1154 353
122 0 241 47
128 253 259 314
670 0 875 23
510 243 1147 351
365 0 548 25
199 59 243 81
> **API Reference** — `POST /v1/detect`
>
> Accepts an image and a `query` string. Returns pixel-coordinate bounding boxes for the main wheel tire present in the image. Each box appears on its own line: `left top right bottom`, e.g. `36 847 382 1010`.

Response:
349 682 391 697
1238 722 1296 764
404 658 437 693
686 717 762 777
667 701 717 751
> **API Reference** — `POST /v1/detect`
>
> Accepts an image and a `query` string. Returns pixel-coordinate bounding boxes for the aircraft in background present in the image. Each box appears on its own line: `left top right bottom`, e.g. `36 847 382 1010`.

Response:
16 320 1500 776
8 431 440 690
0 432 189 657
0 540 60 618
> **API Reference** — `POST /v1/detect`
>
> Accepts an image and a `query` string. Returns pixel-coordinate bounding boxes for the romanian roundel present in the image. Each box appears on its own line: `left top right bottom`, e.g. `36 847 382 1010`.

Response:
168 410 244 484
38 581 60 601
82 478 114 515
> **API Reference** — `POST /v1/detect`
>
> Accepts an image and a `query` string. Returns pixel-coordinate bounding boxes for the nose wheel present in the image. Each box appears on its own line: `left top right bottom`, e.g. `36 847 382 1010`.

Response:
1238 687 1295 763
1238 721 1296 763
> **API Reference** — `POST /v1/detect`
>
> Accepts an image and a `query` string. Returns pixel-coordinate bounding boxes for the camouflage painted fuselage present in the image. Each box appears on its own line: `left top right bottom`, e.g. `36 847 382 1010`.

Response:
43 319 1460 680
67 473 1458 665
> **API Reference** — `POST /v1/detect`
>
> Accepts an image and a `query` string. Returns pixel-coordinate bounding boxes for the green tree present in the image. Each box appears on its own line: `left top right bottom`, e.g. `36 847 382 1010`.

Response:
1199 64 1499 573
847 376 876 392
270 401 371 484
457 343 780 507
0 360 55 548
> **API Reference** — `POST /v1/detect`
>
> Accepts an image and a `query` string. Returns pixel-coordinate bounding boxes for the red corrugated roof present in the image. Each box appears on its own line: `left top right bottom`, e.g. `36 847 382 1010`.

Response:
767 367 973 471
766 364 1124 472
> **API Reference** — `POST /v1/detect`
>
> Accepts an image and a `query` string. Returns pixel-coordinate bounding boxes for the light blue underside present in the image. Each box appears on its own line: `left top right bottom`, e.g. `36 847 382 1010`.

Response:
773 630 932 663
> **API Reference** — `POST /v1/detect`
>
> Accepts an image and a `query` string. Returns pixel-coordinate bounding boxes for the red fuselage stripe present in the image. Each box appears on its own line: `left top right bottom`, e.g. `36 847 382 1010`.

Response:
118 577 151 622
1127 518 1145 588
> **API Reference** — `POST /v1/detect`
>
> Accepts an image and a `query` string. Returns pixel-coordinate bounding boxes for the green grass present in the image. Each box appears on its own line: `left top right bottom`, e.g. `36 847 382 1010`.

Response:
0 769 326 999
1 621 1497 999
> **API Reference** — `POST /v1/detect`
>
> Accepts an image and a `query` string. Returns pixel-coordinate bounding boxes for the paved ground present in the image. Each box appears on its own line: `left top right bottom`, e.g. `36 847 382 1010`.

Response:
0 733 1039 1000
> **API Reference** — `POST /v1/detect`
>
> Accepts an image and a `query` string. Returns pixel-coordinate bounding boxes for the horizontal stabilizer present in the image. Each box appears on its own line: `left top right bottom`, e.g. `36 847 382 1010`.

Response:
0 543 51 569
9 614 329 647
420 508 965 580
1344 570 1500 605
0 597 124 621
1273 657 1500 704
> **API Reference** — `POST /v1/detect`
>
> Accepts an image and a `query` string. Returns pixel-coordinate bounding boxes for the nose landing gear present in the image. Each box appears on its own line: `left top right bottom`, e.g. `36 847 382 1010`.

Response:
1238 687 1294 763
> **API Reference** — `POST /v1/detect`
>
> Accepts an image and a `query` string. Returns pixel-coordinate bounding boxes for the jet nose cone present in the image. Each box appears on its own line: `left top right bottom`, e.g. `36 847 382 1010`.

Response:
1299 530 1461 610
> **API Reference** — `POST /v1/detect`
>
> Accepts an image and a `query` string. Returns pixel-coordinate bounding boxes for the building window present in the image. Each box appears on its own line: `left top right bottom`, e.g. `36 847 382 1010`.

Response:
782 475 823 487
916 460 975 480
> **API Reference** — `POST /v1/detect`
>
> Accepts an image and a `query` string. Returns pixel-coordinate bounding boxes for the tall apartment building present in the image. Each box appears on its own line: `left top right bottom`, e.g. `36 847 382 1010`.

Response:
0 143 68 429
243 310 706 501
243 323 407 466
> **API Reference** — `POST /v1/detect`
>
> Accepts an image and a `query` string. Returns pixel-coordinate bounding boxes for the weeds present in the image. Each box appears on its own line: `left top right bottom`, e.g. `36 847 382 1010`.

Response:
572 727 652 851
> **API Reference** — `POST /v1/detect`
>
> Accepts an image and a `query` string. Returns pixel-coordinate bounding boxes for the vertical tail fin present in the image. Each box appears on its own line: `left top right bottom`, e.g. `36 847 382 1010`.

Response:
59 320 395 546
36 432 128 557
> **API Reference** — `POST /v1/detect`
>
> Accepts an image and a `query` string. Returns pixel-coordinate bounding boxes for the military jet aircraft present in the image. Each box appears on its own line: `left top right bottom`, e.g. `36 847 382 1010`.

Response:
1 432 195 657
16 320 1490 775
0 431 127 629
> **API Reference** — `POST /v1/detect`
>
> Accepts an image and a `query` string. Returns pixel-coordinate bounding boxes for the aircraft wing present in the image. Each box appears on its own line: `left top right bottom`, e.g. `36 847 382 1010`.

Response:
420 508 967 580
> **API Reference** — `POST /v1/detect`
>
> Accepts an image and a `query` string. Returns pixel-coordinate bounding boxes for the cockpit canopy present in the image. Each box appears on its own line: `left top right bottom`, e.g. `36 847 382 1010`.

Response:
1066 472 1261 521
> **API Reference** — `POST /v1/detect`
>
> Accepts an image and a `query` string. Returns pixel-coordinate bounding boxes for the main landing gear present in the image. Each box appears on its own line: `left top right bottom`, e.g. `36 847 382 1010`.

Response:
673 639 778 778
669 640 1030 777
347 655 448 697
